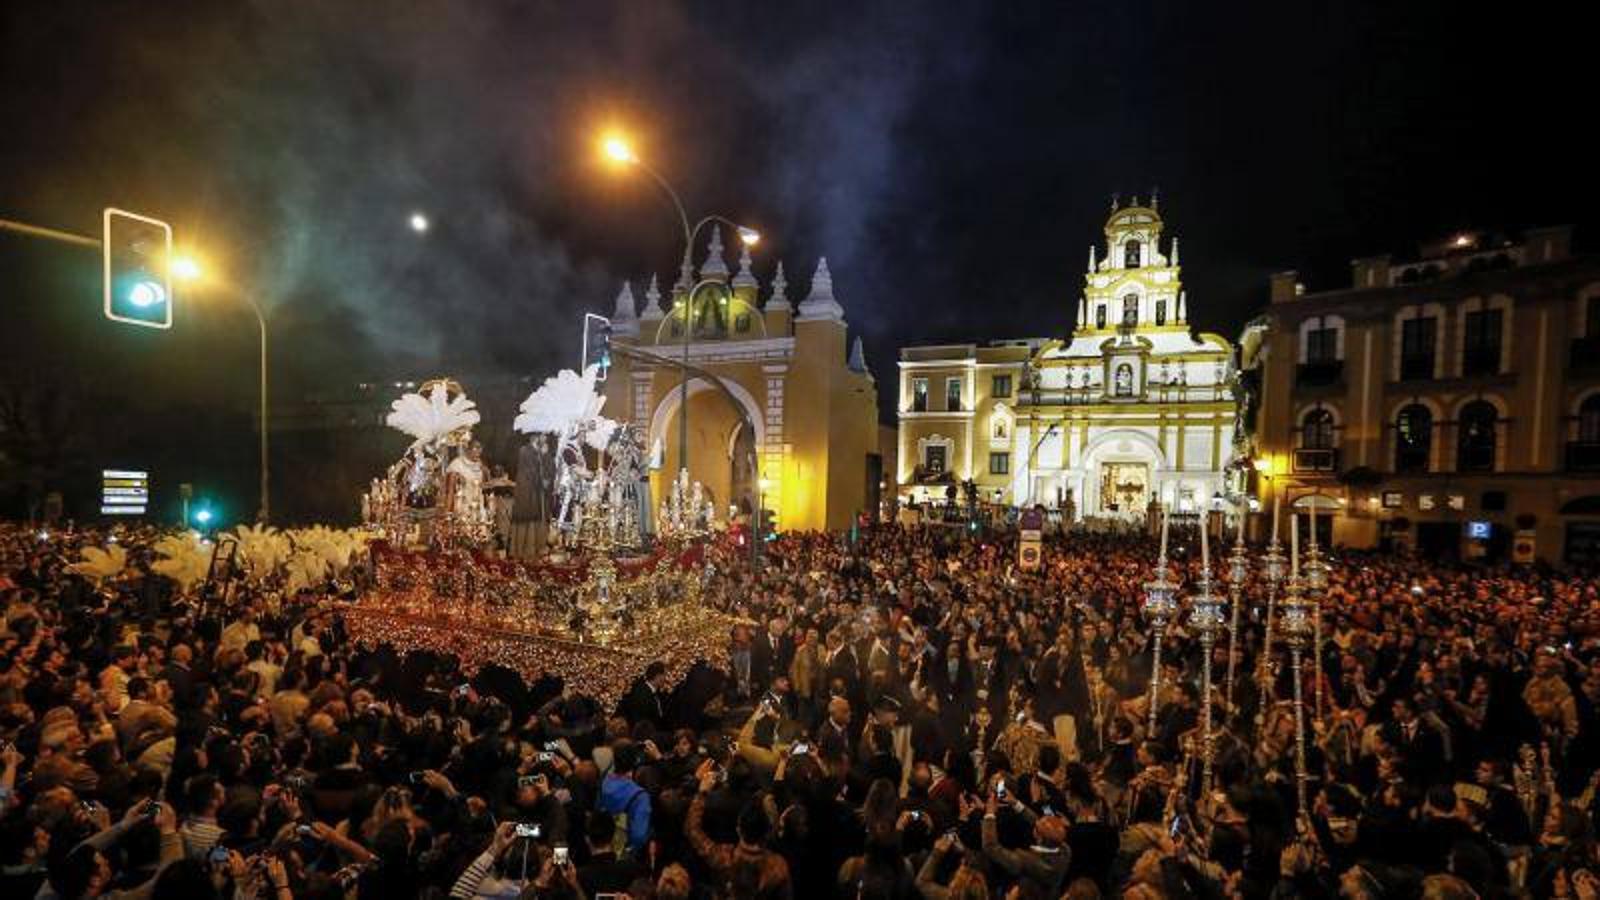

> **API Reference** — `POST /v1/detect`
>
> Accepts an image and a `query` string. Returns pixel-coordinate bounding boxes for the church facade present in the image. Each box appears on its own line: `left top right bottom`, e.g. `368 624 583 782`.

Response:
897 197 1237 519
600 229 881 532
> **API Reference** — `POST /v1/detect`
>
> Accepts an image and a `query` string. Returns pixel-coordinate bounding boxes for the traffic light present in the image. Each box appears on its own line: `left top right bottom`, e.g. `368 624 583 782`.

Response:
103 208 173 329
582 313 612 381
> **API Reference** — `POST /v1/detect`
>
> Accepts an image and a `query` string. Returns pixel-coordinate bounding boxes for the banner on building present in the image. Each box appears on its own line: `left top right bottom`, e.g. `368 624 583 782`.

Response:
1018 537 1042 571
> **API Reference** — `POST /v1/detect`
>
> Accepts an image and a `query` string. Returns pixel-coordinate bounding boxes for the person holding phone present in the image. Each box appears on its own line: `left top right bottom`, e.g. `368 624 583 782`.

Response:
980 779 1071 897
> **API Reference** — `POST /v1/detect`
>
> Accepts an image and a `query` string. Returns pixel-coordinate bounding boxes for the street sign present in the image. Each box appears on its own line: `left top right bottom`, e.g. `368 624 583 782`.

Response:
103 208 173 329
101 469 149 516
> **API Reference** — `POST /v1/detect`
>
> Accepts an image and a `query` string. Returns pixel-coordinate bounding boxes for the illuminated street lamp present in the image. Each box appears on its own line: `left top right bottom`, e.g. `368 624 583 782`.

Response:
597 128 761 481
409 212 430 233
171 253 202 282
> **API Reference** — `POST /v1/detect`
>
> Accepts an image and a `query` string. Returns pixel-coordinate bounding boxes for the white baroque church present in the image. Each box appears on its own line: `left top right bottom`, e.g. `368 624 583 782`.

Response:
897 195 1237 520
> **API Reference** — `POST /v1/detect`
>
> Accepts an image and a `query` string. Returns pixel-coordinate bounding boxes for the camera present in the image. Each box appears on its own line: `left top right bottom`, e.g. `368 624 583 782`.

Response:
454 683 471 697
994 780 1008 801
143 802 161 819
518 774 545 788
789 742 810 757
537 752 553 763
514 823 542 839
552 845 570 867
296 824 315 837
208 845 230 866
408 771 426 785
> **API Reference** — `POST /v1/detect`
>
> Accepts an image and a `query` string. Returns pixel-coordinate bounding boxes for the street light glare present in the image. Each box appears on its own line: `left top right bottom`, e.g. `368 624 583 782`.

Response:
601 134 637 165
737 226 760 246
409 212 430 233
171 254 201 281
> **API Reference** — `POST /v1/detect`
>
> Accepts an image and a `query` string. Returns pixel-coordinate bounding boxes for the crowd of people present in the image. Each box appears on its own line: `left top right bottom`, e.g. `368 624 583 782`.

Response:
4 517 1600 899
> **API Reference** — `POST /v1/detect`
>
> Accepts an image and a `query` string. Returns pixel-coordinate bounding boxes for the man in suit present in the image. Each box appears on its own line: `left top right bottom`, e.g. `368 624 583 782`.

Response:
618 661 670 730
750 615 794 694
1384 695 1448 785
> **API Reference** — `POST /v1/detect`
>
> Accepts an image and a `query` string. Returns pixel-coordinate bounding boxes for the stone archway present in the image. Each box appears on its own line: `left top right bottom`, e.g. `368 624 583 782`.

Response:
648 377 766 517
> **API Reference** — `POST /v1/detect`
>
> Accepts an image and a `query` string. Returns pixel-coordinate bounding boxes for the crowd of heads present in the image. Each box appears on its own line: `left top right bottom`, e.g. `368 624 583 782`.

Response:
4 518 1600 898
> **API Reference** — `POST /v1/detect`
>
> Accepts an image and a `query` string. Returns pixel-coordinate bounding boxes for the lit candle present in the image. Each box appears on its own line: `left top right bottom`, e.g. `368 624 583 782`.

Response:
1159 502 1170 562
1290 513 1300 579
1271 484 1281 544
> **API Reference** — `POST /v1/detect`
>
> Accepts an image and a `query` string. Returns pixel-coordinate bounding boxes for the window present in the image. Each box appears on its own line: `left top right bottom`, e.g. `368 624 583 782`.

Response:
1305 322 1339 363
1462 309 1502 376
1395 404 1433 472
1122 295 1139 325
1581 394 1600 443
1113 363 1135 397
1095 305 1107 329
989 452 1010 475
1301 408 1336 449
1400 316 1437 380
1124 239 1142 268
991 374 1012 398
945 378 963 412
924 445 947 474
911 378 928 412
1457 400 1498 472
735 312 751 333
1155 300 1167 326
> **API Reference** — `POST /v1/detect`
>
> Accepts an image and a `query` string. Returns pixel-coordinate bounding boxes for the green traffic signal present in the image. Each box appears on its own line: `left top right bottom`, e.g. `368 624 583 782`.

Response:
103 208 173 329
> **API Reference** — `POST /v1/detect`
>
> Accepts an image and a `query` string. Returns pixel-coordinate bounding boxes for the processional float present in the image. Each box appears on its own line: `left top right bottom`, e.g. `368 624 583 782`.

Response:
348 366 735 706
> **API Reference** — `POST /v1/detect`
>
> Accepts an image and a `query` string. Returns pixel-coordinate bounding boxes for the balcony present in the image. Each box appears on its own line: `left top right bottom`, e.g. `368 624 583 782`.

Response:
1293 447 1341 473
1399 354 1436 382
1568 441 1600 472
1296 360 1344 388
1572 337 1600 372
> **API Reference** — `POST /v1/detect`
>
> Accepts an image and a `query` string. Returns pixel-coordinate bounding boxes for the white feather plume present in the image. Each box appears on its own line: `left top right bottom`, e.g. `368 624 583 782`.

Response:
151 533 211 593
514 365 606 435
386 384 480 445
231 524 291 579
584 416 620 451
283 550 331 595
287 526 371 574
67 545 128 584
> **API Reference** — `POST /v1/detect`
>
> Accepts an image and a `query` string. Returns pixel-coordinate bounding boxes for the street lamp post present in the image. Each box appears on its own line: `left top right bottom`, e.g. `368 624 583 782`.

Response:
244 295 269 523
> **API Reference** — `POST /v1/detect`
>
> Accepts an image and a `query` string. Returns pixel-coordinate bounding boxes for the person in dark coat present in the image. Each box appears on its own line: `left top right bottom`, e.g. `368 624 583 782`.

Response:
509 434 555 560
618 661 670 730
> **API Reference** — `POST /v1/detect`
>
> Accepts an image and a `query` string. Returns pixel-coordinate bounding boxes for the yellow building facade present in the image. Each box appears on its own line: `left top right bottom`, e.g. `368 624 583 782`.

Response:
898 198 1236 520
1253 226 1600 563
600 229 881 532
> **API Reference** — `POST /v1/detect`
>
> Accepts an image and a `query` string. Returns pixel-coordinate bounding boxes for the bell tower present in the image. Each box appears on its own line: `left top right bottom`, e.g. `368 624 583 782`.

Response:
1077 192 1186 337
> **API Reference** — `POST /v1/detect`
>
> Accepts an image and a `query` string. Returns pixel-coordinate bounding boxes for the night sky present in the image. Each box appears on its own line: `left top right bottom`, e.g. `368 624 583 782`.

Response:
0 0 1591 516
